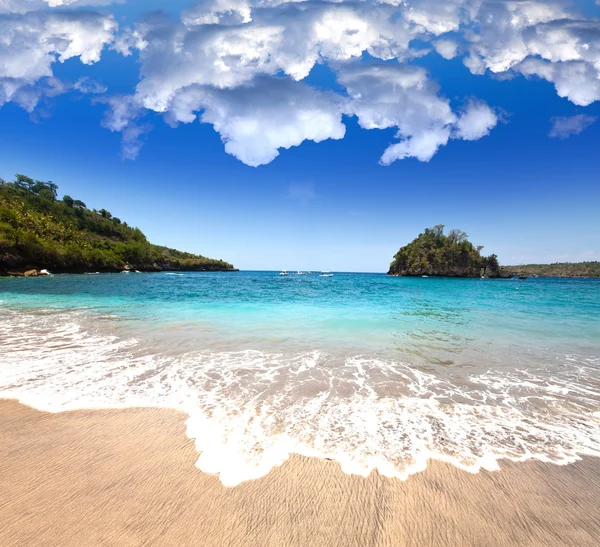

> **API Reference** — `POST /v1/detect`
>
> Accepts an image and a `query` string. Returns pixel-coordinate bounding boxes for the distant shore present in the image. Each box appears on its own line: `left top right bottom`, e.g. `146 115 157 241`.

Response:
1 399 599 547
0 267 239 277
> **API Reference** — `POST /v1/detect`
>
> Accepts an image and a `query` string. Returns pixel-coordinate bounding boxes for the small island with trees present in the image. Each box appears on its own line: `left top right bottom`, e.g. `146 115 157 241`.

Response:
0 174 236 275
388 225 600 278
388 225 506 278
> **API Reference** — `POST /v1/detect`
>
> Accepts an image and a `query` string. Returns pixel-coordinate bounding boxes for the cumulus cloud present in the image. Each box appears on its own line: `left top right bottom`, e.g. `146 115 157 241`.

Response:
166 78 346 166
4 0 600 164
130 2 419 114
100 77 346 165
548 114 597 139
339 64 496 165
0 10 116 110
517 58 600 107
401 0 466 35
102 1 427 162
339 64 456 164
110 0 600 164
454 100 498 141
460 3 600 105
434 39 459 60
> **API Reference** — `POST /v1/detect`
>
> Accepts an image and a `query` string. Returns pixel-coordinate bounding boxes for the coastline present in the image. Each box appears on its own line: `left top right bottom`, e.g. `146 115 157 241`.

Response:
2 399 599 547
0 268 239 277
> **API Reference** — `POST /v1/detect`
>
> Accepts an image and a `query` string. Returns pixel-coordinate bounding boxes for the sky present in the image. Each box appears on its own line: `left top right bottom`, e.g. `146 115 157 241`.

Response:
1 0 599 272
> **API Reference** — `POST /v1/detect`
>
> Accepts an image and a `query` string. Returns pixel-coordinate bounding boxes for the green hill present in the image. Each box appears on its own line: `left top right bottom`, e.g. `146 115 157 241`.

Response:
0 174 235 275
505 262 600 278
388 225 505 278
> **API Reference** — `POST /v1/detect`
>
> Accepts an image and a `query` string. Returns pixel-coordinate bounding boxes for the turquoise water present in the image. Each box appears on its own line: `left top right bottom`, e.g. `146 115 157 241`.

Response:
1 272 599 485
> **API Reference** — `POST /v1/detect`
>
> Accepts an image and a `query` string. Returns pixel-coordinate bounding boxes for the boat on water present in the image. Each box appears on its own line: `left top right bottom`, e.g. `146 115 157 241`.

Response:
320 273 333 277
280 270 289 276
519 275 528 280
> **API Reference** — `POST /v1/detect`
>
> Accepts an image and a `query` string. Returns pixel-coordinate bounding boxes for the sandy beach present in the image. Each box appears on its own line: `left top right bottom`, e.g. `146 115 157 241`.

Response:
0 399 599 546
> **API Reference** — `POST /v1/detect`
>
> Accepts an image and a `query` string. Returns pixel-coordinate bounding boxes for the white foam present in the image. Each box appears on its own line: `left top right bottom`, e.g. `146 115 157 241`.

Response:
1 306 600 487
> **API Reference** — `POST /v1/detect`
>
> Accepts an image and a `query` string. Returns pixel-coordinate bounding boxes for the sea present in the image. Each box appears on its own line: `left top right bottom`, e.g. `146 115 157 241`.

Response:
1 271 599 486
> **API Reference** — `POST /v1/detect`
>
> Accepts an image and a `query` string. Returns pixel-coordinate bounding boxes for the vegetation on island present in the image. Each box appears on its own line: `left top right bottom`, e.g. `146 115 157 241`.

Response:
505 262 600 278
0 174 235 274
388 225 505 277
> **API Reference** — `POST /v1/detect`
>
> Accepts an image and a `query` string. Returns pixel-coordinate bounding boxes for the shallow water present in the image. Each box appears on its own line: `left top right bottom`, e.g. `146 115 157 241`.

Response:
1 271 599 485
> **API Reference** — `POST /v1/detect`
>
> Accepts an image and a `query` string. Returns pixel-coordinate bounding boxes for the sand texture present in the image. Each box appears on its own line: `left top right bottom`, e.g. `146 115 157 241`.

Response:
1 399 599 547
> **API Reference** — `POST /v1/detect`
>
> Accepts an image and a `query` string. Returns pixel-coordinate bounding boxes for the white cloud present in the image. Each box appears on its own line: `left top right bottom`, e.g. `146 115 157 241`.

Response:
130 2 419 115
339 64 456 163
100 94 141 132
0 10 116 110
102 1 428 162
0 0 120 14
517 58 600 107
434 38 459 60
548 114 597 139
401 0 466 35
454 100 498 141
4 0 600 164
9 76 69 112
74 77 107 95
166 78 346 166
462 1 569 74
99 94 150 159
119 121 152 160
459 3 600 105
339 64 495 165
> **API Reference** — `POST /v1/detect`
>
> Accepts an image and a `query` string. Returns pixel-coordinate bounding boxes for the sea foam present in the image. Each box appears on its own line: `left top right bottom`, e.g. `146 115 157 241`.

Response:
1 306 600 486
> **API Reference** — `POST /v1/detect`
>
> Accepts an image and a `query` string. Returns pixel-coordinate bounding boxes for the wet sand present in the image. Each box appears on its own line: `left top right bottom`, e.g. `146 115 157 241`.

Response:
1 399 599 547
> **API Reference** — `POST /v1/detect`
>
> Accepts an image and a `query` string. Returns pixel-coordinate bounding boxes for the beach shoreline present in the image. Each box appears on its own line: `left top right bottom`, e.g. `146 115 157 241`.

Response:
1 399 599 547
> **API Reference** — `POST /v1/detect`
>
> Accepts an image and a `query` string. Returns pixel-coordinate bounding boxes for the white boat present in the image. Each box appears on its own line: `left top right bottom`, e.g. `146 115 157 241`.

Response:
121 270 130 274
295 271 306 275
280 270 289 276
320 273 333 277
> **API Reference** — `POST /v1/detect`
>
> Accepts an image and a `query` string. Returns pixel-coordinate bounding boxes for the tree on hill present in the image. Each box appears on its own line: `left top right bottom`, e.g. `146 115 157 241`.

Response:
0 174 235 274
505 261 600 278
388 225 504 277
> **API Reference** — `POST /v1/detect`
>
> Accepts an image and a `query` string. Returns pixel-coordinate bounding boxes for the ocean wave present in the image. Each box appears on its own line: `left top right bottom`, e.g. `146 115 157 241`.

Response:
1 307 600 487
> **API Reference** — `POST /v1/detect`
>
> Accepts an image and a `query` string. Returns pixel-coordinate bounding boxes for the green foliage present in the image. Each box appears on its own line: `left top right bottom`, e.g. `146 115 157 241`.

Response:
506 262 600 278
0 175 234 273
388 225 503 277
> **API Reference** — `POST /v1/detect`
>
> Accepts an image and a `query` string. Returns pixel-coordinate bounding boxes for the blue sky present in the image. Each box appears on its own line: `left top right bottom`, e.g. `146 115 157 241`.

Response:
1 0 599 272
